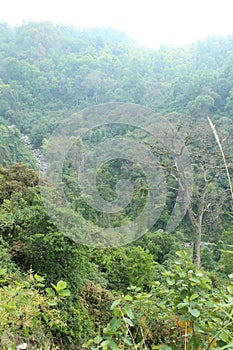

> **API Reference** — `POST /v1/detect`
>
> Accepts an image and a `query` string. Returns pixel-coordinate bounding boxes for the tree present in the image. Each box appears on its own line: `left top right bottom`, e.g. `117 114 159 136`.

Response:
90 246 155 291
178 116 232 267
149 113 232 268
187 94 215 117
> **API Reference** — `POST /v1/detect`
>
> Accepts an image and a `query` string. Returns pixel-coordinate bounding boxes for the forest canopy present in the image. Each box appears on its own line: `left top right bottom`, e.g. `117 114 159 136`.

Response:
0 22 233 349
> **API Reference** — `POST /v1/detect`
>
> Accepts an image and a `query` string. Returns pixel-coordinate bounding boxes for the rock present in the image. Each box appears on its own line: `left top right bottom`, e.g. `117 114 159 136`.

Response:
21 134 48 173
16 344 27 350
7 125 15 131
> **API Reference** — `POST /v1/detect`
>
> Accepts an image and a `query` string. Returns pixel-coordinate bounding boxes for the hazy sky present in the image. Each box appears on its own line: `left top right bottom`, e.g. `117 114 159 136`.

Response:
1 0 233 48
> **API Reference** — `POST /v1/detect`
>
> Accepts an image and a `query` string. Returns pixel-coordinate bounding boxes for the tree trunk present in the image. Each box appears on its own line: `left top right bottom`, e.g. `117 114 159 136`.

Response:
192 230 201 268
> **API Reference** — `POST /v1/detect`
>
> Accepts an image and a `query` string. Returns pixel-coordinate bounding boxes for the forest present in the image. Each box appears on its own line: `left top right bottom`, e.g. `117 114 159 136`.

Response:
0 22 233 349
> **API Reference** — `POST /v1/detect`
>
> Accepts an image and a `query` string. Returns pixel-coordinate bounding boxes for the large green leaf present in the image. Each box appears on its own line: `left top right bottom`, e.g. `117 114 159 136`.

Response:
56 280 67 291
189 308 200 317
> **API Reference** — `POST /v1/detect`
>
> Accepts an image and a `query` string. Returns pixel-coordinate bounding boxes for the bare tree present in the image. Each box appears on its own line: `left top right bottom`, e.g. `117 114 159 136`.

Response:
150 114 233 268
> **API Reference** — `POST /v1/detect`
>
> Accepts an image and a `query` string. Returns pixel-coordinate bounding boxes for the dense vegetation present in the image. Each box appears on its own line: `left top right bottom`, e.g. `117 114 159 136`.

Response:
0 22 233 349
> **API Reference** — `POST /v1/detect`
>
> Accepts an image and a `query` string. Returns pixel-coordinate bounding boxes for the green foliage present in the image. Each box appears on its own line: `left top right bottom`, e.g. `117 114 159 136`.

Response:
1 22 233 142
0 163 101 346
215 226 233 275
133 231 182 264
1 22 233 349
188 94 215 117
201 246 217 271
90 246 155 291
0 268 70 350
0 237 17 273
80 281 114 334
124 246 155 290
0 125 34 167
219 248 233 275
84 251 233 349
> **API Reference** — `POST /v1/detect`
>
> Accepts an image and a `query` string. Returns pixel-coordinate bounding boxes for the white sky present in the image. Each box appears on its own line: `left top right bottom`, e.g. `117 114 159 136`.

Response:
1 0 233 48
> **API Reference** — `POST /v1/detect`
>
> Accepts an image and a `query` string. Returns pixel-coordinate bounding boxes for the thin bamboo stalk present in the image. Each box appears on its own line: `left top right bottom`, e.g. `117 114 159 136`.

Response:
207 116 233 201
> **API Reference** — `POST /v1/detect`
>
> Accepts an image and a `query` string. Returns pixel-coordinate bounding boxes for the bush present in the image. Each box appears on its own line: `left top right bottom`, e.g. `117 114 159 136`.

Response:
0 269 70 350
84 251 233 349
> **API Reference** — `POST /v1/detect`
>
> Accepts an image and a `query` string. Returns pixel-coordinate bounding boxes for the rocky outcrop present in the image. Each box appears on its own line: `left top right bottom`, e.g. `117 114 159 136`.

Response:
21 135 47 173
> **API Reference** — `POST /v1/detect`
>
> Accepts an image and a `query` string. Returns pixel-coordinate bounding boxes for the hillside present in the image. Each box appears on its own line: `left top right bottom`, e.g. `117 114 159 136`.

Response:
1 22 233 144
0 22 233 349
